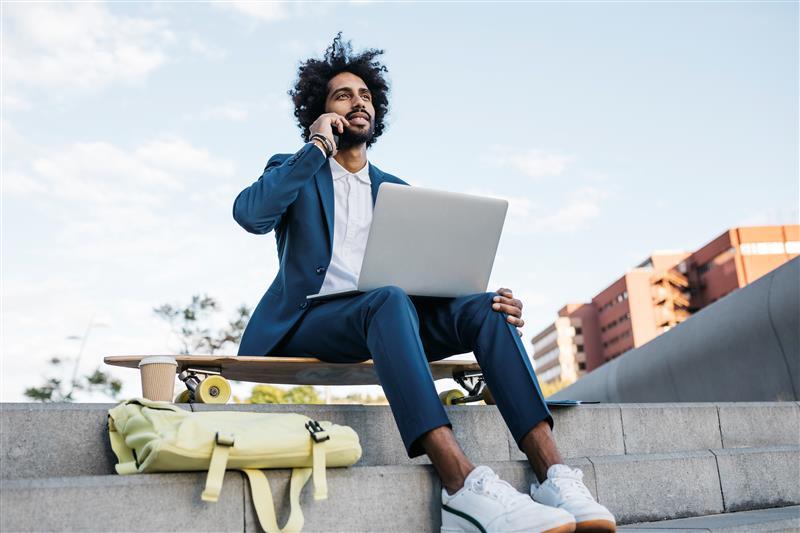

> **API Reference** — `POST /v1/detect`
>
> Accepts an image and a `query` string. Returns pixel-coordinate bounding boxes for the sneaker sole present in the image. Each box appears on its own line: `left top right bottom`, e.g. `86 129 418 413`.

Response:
441 519 576 533
575 519 616 533
543 523 578 533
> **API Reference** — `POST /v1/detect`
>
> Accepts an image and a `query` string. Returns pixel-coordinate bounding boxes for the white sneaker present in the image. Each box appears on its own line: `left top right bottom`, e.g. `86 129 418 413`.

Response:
530 465 616 533
441 465 576 533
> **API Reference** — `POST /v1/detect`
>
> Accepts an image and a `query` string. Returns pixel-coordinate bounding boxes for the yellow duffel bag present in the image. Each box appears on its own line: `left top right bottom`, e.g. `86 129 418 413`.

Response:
108 398 362 533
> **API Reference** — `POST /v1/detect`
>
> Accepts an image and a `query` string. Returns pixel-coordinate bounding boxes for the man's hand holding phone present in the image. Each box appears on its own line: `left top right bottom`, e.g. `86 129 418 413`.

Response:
309 113 350 157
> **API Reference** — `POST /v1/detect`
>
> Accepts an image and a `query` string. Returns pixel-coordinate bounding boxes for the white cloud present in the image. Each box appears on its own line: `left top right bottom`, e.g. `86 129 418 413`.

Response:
215 2 333 29
2 129 281 401
466 188 538 218
3 170 47 196
4 3 175 92
11 135 234 204
136 136 236 176
537 186 609 232
487 146 573 179
469 186 610 235
217 1 291 22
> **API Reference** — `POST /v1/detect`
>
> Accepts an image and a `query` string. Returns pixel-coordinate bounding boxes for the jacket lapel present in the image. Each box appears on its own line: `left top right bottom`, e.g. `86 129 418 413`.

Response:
369 164 384 206
314 163 335 252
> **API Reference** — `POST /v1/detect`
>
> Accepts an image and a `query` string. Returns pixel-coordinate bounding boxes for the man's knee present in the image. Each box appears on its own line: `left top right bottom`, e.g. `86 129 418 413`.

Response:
468 291 501 321
370 285 411 302
365 285 414 313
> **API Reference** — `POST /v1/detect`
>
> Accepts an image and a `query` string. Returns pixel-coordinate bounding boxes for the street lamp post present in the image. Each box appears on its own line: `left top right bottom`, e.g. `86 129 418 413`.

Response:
66 315 111 398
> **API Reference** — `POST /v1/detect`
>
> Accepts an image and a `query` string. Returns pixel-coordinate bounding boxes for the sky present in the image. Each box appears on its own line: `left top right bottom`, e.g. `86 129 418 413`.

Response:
2 1 798 402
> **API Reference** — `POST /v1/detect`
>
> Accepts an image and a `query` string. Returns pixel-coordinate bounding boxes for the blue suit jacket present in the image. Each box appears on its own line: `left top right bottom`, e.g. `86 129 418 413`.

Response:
233 142 410 356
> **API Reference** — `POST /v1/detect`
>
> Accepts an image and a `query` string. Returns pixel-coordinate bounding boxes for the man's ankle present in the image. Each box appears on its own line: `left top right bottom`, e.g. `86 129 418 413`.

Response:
442 464 477 495
444 481 464 496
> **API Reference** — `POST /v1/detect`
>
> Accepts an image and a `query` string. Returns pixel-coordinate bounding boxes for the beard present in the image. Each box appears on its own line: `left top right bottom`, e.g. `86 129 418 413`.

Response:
337 120 375 149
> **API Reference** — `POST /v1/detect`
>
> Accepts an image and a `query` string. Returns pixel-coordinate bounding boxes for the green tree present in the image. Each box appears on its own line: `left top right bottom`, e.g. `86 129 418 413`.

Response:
248 384 286 404
283 385 322 404
154 294 250 355
247 384 323 404
24 357 123 402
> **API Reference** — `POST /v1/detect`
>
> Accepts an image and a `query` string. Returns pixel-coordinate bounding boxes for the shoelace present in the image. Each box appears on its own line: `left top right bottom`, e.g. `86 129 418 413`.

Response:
470 470 528 512
549 468 593 501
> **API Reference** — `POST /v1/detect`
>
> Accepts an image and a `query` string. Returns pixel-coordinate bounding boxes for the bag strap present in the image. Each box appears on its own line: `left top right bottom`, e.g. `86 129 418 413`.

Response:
311 437 328 500
305 420 329 500
243 468 312 533
201 421 331 531
201 432 236 502
107 415 138 475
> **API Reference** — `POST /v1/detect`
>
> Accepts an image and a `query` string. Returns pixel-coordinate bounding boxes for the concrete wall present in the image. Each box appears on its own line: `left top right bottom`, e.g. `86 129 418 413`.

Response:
552 257 799 402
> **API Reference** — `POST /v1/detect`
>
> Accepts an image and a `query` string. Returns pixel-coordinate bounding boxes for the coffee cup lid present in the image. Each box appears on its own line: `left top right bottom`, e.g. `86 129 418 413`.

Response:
138 356 178 367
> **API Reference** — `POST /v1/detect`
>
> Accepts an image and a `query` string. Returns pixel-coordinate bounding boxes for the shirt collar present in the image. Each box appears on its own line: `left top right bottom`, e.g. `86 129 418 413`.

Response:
329 156 371 184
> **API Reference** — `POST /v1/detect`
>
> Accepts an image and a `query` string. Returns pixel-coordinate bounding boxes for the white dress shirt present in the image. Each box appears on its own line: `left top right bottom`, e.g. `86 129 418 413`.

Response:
319 156 373 293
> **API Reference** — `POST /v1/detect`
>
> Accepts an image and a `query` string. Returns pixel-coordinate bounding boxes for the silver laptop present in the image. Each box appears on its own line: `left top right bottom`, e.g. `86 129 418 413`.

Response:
306 183 508 301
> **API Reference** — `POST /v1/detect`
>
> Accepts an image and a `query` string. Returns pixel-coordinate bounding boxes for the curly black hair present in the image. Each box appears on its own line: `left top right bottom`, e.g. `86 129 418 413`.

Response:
288 32 390 148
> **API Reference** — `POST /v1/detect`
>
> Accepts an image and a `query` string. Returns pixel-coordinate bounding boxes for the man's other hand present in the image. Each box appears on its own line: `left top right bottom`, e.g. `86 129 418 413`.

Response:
492 288 524 337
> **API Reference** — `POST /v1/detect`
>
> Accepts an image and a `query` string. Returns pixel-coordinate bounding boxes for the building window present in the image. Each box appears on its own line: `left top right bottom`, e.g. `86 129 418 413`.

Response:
578 362 586 370
532 329 559 353
575 327 582 334
534 346 560 369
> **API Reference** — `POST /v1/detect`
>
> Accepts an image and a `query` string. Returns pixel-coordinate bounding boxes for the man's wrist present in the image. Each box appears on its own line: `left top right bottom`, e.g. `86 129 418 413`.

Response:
309 133 334 157
310 138 328 157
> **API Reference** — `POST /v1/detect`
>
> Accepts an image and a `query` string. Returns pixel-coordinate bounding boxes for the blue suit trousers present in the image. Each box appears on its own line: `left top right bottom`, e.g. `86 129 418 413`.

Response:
271 286 553 458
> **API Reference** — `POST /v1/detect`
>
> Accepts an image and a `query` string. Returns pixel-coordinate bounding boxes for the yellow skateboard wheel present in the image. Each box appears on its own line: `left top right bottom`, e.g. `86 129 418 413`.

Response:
481 386 496 405
196 375 231 404
439 389 465 406
175 390 192 403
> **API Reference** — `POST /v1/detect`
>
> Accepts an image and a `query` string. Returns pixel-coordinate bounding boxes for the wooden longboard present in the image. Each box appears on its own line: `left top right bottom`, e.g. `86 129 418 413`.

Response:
104 354 598 406
104 355 482 386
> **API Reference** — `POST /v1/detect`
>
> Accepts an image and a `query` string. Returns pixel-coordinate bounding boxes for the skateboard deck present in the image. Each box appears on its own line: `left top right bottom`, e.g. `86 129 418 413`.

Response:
104 355 481 386
104 354 595 406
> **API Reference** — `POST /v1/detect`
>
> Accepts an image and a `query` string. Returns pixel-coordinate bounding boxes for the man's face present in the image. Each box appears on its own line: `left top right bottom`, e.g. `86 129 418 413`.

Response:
324 71 376 148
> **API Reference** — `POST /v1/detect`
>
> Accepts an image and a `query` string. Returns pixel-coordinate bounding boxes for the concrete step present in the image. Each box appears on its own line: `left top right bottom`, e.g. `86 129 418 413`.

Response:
2 402 798 479
621 505 800 532
2 448 798 532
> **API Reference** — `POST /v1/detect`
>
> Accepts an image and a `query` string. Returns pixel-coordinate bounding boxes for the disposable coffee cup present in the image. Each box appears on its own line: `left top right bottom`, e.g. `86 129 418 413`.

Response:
139 356 177 402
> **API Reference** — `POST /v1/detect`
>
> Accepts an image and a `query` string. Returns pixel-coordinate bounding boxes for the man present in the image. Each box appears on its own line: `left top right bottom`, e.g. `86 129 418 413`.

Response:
233 33 616 533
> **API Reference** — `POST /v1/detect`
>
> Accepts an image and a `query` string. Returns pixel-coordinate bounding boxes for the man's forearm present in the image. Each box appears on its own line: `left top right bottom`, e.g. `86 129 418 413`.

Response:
232 142 327 235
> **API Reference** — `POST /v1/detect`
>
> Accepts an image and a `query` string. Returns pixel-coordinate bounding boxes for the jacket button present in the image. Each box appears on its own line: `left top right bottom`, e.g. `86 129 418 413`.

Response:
299 301 309 310
316 266 326 275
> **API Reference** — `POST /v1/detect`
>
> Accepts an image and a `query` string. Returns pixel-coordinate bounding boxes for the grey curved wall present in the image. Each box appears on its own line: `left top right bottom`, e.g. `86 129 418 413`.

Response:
552 257 799 402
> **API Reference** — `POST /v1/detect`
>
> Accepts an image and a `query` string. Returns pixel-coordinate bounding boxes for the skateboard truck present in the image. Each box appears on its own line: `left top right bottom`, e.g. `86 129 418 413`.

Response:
176 367 231 404
451 369 488 404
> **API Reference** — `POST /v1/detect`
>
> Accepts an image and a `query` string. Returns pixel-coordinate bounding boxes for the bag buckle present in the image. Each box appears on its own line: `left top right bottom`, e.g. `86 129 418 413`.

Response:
305 420 330 443
215 431 235 447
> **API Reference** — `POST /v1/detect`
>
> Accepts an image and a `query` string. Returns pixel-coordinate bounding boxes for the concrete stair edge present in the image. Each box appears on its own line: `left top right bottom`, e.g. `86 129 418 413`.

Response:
620 505 800 532
2 401 798 479
2 448 799 531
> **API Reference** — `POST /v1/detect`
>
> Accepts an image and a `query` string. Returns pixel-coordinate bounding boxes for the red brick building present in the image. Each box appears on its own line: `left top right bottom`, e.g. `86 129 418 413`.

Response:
531 225 799 385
